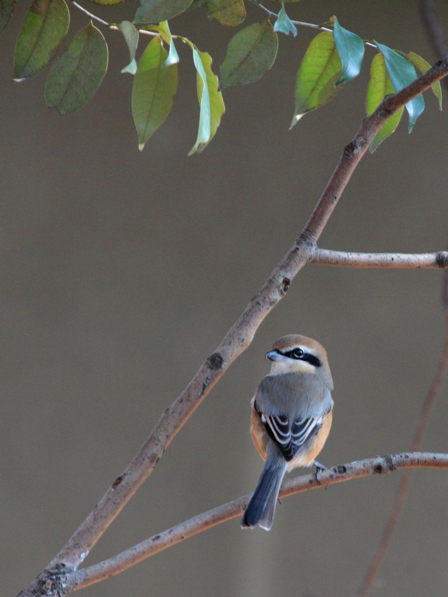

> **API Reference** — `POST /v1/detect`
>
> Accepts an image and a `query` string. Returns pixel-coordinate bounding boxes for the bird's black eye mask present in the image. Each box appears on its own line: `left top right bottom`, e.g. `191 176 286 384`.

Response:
282 348 322 368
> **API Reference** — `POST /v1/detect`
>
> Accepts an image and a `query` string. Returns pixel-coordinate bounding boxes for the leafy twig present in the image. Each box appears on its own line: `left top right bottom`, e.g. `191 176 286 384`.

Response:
70 1 166 38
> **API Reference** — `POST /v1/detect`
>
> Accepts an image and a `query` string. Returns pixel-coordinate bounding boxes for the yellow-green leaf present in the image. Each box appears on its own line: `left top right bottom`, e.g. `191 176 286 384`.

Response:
291 31 343 128
189 48 225 155
45 22 108 114
205 0 246 27
13 0 69 79
366 52 404 152
132 37 178 150
406 51 442 110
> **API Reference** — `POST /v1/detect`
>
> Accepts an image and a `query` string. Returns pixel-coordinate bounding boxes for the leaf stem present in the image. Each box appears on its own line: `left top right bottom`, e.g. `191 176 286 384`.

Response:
70 1 110 26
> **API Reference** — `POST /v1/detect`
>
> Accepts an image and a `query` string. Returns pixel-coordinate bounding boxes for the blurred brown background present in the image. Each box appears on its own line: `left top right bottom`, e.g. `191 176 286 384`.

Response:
1 1 448 596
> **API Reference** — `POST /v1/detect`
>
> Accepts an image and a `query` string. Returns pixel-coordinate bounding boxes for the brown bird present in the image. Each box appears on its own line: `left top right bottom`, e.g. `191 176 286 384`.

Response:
241 335 334 531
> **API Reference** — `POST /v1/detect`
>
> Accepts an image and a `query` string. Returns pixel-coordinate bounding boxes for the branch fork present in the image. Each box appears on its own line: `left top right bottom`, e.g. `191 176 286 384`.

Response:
18 57 448 597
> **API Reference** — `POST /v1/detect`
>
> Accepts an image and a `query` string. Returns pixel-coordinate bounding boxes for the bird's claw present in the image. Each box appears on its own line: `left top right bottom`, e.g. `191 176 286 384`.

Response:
314 460 330 484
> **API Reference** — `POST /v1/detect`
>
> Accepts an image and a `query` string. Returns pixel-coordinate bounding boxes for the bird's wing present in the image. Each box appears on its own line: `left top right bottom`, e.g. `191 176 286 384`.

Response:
258 408 323 462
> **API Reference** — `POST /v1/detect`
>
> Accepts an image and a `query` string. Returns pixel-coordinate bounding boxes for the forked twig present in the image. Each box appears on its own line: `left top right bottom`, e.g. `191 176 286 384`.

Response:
39 453 448 593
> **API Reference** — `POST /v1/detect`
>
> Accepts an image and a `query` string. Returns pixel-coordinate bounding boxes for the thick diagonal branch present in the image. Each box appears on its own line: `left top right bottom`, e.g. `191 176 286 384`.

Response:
18 57 448 597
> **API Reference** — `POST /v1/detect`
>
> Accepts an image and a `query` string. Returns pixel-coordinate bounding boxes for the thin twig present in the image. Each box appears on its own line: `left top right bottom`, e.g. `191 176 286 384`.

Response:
312 249 448 268
357 268 448 597
416 0 448 92
70 1 160 37
18 59 448 597
251 1 377 48
71 1 110 26
54 453 448 593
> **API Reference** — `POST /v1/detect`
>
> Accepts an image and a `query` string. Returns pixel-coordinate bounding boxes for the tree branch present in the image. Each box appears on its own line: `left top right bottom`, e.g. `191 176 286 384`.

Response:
311 249 448 268
18 58 448 597
357 267 448 597
416 0 448 92
50 453 448 593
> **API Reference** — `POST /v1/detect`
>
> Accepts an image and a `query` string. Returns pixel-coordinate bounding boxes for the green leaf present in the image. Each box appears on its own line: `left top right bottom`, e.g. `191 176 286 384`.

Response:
204 0 246 27
219 21 278 89
86 0 123 4
189 48 225 155
142 22 170 44
0 0 15 33
13 0 70 79
140 22 179 66
134 0 193 24
45 21 108 114
118 21 139 75
332 16 365 86
375 41 424 132
159 21 179 66
366 52 404 152
291 31 343 128
131 37 178 150
273 4 297 37
405 50 442 110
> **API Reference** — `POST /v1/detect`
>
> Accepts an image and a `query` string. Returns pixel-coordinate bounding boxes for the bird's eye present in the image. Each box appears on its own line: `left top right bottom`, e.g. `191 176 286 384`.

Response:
291 348 304 359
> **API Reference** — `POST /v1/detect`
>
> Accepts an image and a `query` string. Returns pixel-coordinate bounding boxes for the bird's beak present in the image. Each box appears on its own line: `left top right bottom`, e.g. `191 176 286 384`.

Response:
266 349 282 361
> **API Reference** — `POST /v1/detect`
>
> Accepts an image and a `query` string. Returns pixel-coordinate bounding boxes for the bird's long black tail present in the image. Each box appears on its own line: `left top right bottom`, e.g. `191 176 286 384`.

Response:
241 457 287 531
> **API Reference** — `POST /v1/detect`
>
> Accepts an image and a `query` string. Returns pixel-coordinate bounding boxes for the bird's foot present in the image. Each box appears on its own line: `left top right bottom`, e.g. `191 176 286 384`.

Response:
314 460 330 484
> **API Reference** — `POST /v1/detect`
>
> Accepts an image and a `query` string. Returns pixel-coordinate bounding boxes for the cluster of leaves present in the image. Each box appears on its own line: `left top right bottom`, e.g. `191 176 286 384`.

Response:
1 0 443 154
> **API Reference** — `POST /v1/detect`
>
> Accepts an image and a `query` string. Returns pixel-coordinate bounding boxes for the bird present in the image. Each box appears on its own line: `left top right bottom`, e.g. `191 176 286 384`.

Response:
241 334 334 531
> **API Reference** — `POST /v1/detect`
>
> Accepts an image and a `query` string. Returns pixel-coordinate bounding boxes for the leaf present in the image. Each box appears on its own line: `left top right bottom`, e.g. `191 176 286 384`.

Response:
118 21 139 74
141 22 179 66
158 21 179 66
291 31 343 128
0 0 15 33
332 16 365 86
45 21 108 114
204 0 246 27
189 47 225 155
366 52 404 152
13 0 70 80
273 4 297 37
142 23 170 44
406 50 442 110
134 0 193 24
220 21 278 89
375 41 425 132
86 0 123 4
131 37 178 150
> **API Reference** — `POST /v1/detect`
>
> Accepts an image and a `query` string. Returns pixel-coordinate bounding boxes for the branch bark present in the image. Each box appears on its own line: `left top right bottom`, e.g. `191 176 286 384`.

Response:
416 0 448 92
311 249 448 268
18 57 448 597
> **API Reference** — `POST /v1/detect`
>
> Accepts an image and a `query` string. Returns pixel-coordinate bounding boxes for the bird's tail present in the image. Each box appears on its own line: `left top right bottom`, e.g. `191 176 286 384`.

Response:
241 457 287 531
